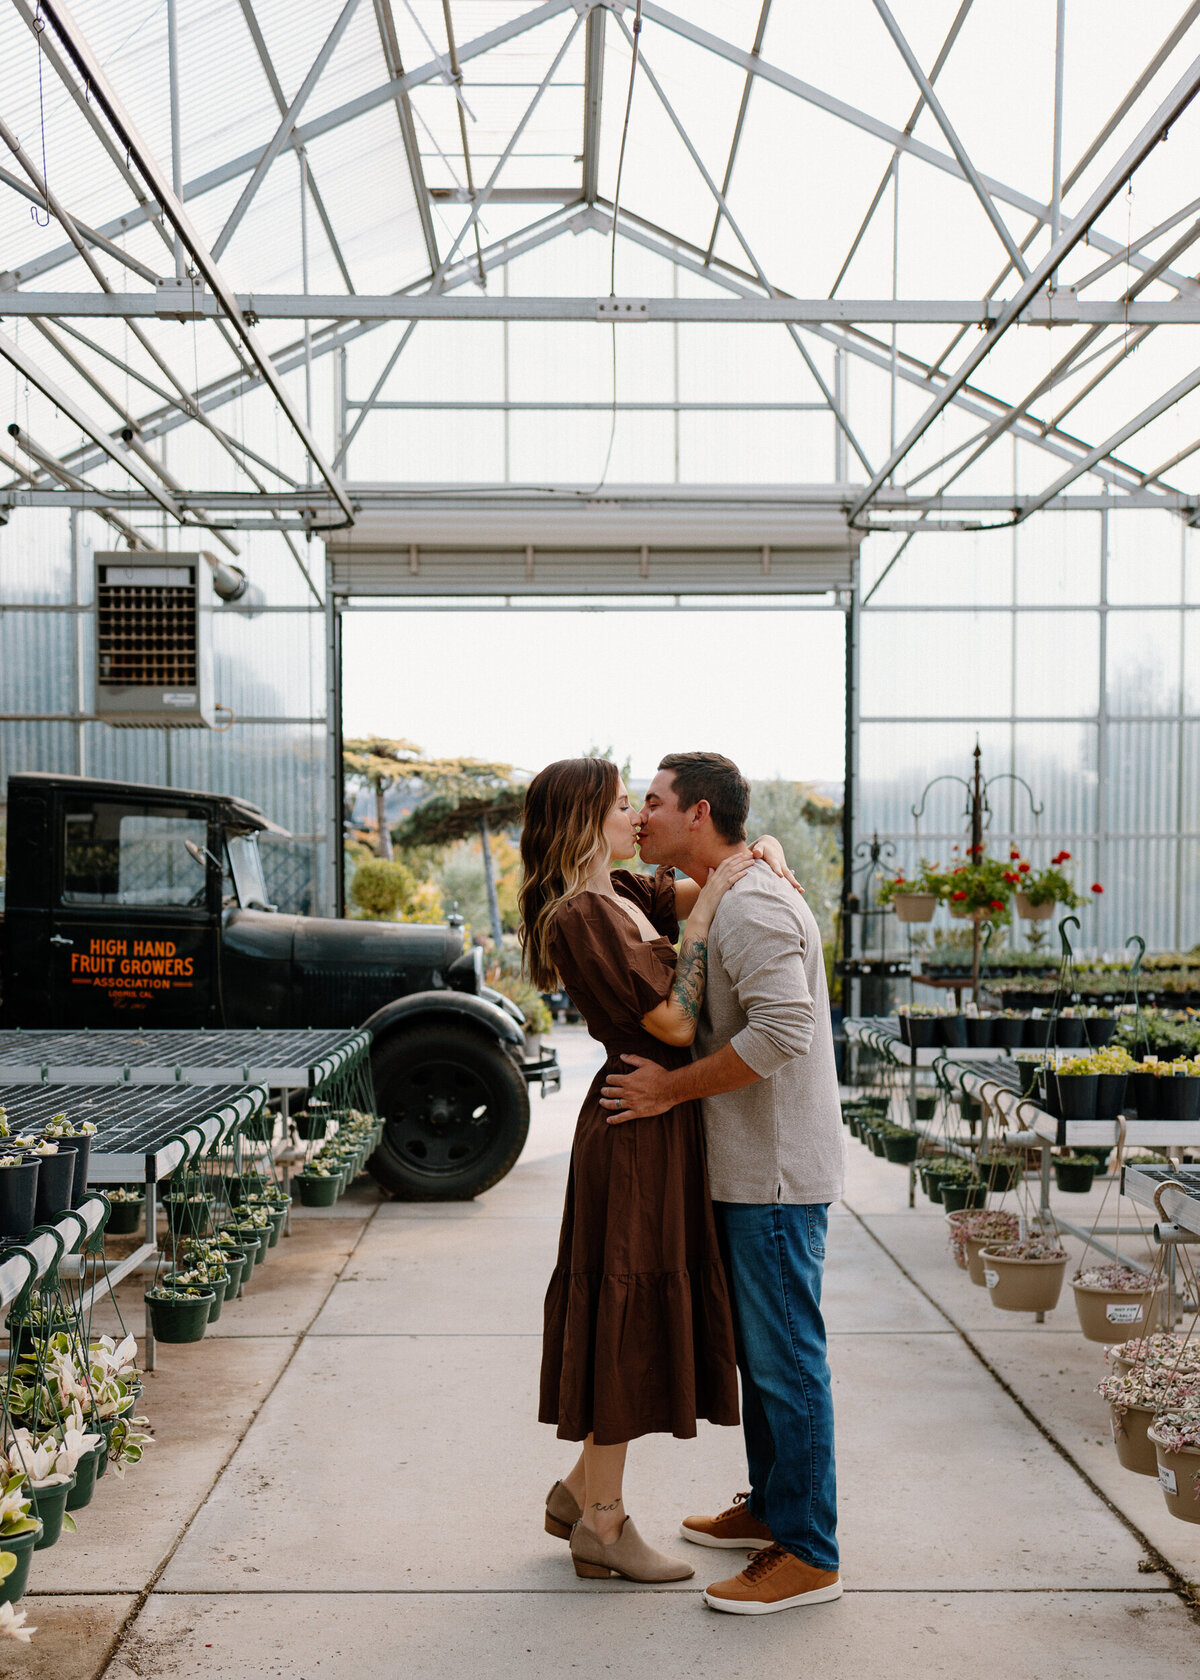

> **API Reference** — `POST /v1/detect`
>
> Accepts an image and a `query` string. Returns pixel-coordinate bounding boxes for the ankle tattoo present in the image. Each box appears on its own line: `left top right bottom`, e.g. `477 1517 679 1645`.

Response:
590 1499 621 1512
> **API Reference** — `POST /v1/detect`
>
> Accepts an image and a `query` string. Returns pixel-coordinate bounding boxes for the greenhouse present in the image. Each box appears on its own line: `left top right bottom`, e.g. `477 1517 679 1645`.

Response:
0 0 1196 1673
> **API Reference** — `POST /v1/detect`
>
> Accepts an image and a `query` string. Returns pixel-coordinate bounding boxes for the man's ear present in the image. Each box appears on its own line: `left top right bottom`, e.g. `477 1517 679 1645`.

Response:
690 798 711 831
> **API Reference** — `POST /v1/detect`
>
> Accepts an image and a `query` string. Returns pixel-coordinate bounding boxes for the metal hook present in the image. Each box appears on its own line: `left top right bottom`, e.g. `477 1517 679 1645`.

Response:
1125 934 1145 980
1058 914 1080 962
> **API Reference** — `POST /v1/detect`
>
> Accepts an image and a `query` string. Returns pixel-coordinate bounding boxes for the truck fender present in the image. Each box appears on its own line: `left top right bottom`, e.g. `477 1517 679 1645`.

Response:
360 991 525 1051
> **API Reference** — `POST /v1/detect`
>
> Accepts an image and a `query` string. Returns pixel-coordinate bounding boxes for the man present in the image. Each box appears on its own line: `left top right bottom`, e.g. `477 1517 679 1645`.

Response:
601 751 844 1616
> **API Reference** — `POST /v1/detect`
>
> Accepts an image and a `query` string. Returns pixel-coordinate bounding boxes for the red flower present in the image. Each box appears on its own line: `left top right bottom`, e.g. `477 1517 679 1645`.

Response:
1091 882 1103 894
1003 871 1019 883
952 890 968 901
1059 851 1071 863
1018 862 1030 873
1009 849 1021 861
989 900 1004 911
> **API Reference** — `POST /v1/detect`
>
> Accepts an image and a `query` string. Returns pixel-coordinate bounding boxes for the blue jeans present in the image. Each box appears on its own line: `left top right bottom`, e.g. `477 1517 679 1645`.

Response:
713 1201 838 1572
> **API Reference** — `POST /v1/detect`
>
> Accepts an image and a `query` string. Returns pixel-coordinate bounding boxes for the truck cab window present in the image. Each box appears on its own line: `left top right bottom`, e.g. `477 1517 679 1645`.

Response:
62 802 210 907
225 832 274 911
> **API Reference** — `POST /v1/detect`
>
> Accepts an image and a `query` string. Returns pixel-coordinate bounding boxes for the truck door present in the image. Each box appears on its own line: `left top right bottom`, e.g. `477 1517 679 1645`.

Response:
45 794 222 1026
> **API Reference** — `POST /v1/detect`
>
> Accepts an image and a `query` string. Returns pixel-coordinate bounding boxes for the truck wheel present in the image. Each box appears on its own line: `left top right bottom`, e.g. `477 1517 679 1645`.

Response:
368 1024 530 1200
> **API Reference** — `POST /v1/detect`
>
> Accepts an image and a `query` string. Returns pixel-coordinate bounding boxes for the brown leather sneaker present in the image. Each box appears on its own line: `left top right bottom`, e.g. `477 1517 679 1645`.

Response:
704 1544 843 1614
680 1491 774 1550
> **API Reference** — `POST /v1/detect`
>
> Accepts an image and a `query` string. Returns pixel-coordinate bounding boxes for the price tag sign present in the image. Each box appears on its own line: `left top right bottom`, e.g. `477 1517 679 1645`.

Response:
1106 1302 1145 1324
1158 1464 1177 1496
984 1269 999 1289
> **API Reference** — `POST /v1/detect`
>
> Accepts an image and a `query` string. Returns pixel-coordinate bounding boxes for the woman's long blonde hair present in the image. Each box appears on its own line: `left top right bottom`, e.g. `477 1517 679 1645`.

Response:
519 757 619 991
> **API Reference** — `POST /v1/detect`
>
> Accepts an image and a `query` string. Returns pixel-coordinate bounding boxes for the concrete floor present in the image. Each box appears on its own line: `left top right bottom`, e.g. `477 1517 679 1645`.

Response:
13 1025 1200 1677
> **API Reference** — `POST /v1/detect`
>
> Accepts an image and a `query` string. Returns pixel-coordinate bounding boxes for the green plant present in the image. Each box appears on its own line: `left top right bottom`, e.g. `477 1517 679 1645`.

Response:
1006 849 1097 910
486 970 552 1035
348 857 419 920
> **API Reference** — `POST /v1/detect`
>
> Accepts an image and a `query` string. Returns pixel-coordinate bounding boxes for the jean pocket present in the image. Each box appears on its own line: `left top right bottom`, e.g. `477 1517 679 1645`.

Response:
805 1205 827 1260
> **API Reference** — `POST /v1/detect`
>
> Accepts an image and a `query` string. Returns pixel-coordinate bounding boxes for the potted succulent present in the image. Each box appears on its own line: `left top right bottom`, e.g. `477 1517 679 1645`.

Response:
0 1154 38 1240
29 1141 74 1226
103 1186 145 1236
920 1155 963 1204
1108 1333 1200 1380
144 1285 214 1344
163 1262 230 1323
976 1153 1022 1194
949 1209 1021 1285
895 1004 941 1048
979 1238 1070 1313
41 1115 97 1205
1127 1057 1200 1121
880 1125 920 1165
181 1239 247 1297
1146 1411 1200 1525
1072 1263 1164 1343
0 1481 40 1605
1052 1049 1131 1120
1054 1152 1099 1194
1095 1366 1199 1477
1 1433 77 1550
164 1189 214 1238
296 1164 339 1207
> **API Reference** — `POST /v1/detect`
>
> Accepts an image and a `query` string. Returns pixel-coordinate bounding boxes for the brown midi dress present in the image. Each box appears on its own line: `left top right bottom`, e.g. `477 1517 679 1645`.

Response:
538 867 740 1446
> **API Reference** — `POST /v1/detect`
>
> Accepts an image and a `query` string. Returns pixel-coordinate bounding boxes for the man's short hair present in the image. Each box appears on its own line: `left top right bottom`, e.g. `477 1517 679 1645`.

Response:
658 751 749 845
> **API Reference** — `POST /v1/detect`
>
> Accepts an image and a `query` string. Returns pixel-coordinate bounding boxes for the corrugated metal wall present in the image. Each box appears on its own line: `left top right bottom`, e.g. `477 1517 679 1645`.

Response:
0 508 327 915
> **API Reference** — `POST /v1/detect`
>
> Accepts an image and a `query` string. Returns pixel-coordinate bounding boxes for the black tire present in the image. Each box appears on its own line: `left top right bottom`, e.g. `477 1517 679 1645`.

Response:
367 1024 530 1200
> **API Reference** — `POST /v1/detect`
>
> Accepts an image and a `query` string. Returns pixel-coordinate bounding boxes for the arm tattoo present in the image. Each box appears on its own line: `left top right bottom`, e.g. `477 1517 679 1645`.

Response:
671 936 708 1022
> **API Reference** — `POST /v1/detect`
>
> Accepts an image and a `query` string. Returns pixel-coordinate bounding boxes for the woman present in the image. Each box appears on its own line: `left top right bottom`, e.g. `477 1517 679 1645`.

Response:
520 756 797 1585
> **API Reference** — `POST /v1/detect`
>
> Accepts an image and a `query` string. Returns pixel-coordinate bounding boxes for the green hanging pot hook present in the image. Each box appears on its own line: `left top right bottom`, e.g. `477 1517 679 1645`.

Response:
1125 934 1145 979
1058 914 1080 963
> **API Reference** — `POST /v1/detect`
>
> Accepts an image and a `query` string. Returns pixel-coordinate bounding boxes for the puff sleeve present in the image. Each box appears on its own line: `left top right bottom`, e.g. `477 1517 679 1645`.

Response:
549 893 676 1034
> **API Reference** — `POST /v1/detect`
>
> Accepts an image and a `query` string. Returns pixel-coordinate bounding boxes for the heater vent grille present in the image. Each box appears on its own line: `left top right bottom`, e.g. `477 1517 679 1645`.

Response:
97 581 197 689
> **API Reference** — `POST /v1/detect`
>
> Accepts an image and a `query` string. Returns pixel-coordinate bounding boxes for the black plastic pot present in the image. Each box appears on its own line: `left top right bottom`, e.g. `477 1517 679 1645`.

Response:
65 1135 91 1205
1053 1073 1099 1119
979 1157 1022 1193
33 1150 75 1224
921 1167 946 1204
940 1179 986 1212
104 1197 144 1236
914 1094 938 1122
960 1093 983 1123
1086 1015 1118 1047
1015 1061 1043 1097
1094 1072 1128 1120
869 1129 887 1157
1054 1018 1087 1048
294 1111 330 1140
883 1132 919 1165
1054 1157 1096 1193
1040 1073 1062 1118
940 1015 968 1048
992 1016 1027 1048
1158 1075 1200 1121
0 1522 40 1603
0 1158 39 1238
1023 1017 1053 1048
965 1017 994 1048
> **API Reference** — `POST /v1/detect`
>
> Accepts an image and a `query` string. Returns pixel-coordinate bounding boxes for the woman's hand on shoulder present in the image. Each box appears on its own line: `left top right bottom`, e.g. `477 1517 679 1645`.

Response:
750 834 806 896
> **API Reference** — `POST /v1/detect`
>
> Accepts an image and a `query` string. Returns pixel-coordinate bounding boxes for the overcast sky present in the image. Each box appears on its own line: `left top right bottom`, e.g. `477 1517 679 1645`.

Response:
341 604 847 785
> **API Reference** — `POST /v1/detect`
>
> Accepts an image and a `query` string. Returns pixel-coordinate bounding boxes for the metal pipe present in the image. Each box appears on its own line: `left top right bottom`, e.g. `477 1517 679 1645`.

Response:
166 0 186 282
1049 0 1066 286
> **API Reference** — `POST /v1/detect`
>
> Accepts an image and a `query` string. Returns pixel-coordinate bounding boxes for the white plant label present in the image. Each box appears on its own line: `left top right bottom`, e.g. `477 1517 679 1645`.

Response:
1159 1465 1178 1496
1106 1302 1144 1323
984 1268 1000 1289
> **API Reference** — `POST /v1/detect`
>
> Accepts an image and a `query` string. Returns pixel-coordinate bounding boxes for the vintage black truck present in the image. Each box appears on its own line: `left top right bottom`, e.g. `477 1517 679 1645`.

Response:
0 773 558 1199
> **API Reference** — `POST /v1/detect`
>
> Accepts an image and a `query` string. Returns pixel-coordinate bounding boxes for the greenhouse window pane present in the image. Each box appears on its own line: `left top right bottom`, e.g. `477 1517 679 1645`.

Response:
859 612 1012 718
1010 723 1098 834
1183 614 1200 715
857 722 1012 834
1105 722 1178 835
1100 839 1180 952
1181 723 1200 835
1106 611 1182 716
1107 510 1182 605
1013 612 1099 717
861 527 1015 607
1015 511 1100 604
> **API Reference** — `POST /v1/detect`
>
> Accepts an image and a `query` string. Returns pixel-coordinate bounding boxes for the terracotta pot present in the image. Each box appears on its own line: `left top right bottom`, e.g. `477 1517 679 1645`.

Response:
1073 1281 1162 1343
1110 1402 1159 1476
1147 1427 1200 1525
980 1248 1068 1313
1015 892 1055 921
893 892 937 924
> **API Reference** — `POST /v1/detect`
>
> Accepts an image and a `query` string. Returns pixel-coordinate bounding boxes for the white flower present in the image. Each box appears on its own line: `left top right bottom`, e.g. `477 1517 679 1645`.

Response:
0 1601 36 1642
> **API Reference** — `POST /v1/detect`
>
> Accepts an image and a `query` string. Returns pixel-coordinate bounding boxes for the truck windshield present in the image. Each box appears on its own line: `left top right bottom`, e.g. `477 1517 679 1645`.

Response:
61 801 209 907
226 833 272 910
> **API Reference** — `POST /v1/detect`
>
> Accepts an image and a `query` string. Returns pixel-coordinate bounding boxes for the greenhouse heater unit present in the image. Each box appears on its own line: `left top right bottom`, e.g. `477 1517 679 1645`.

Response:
92 549 227 728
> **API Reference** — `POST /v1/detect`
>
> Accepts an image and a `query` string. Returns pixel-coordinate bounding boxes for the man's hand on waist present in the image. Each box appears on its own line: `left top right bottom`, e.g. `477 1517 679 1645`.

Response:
601 1043 761 1124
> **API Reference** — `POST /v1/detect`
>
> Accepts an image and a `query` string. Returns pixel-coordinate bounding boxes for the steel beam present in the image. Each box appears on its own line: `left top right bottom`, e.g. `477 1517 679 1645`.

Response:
372 0 440 269
703 0 771 264
846 46 1200 521
581 5 606 202
870 0 1028 277
30 0 354 525
11 293 1200 323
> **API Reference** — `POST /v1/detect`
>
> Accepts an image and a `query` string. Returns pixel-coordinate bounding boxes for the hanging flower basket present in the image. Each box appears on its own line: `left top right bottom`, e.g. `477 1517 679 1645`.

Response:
0 1522 41 1604
977 1155 1022 1194
144 1286 214 1344
893 892 937 924
296 1172 339 1207
1072 1266 1163 1343
29 1475 76 1550
882 1131 920 1165
164 1194 213 1238
1147 1417 1200 1525
1054 1156 1097 1194
980 1242 1069 1313
940 1179 986 1213
1015 891 1055 921
65 1447 100 1512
